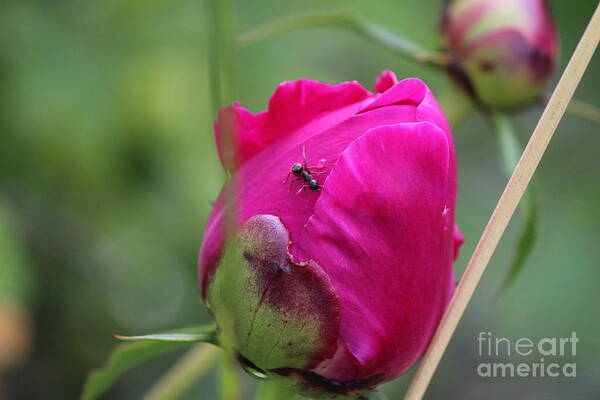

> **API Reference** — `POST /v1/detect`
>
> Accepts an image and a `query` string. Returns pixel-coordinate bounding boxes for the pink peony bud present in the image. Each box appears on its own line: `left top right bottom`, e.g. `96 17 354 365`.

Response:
199 72 462 398
442 0 558 109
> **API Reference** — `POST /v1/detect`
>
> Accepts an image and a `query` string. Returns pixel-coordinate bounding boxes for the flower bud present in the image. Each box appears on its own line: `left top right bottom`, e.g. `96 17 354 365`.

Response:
442 0 558 109
200 72 463 399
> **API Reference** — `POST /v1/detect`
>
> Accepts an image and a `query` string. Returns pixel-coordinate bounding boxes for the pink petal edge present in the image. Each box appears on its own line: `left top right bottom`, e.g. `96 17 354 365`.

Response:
214 79 370 171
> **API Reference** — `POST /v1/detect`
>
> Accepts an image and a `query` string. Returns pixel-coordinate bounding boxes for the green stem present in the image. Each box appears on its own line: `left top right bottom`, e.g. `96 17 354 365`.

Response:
567 98 600 124
542 94 600 124
206 2 241 398
490 111 521 177
436 81 475 126
488 110 538 293
207 0 236 117
363 390 389 400
218 353 242 400
143 344 220 400
206 0 237 225
254 382 296 400
237 9 450 67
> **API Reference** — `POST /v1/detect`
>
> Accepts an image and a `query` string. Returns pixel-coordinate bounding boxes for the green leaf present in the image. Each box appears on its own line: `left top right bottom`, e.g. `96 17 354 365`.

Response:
114 332 216 344
489 111 539 293
501 188 538 292
82 341 187 400
81 325 218 400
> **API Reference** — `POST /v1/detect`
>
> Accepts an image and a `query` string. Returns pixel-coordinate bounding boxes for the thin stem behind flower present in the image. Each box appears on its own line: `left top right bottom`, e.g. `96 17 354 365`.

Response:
566 98 600 123
207 1 242 400
541 94 600 124
237 9 450 68
143 344 219 400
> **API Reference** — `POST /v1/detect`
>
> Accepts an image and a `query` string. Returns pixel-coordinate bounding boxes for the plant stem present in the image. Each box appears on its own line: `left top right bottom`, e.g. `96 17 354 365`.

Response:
237 9 449 67
403 4 600 400
254 382 296 400
542 94 600 124
206 0 237 224
489 111 521 177
219 353 242 400
436 82 475 126
206 1 242 399
488 110 538 293
567 98 600 123
207 0 236 117
143 344 219 400
357 22 450 66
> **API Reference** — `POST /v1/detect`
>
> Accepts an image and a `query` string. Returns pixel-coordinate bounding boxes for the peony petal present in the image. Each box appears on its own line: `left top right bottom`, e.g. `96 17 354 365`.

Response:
198 193 225 298
417 89 453 137
266 79 370 138
453 224 465 261
373 70 398 94
294 122 456 381
214 103 268 172
214 80 370 171
200 103 422 295
358 78 428 114
442 0 490 51
417 88 460 263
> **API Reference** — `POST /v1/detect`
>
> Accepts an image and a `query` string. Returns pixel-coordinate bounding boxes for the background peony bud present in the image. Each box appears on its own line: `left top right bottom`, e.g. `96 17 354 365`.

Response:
200 72 463 399
442 0 558 109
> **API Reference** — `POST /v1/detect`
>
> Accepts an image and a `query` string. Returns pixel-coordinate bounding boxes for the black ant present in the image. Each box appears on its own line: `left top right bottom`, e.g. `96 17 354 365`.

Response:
286 147 324 193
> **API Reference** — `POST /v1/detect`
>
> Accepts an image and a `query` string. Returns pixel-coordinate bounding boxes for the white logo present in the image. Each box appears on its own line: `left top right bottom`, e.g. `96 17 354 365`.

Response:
476 332 578 378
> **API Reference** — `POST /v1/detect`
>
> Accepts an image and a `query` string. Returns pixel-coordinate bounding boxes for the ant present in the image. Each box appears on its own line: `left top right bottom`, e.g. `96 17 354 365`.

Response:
286 147 325 193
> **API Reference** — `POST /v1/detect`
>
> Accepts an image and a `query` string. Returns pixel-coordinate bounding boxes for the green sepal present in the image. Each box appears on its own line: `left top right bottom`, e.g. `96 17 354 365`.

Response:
206 215 340 371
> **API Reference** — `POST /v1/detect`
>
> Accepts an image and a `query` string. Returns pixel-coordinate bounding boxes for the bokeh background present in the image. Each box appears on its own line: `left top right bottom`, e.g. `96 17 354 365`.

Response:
0 0 598 399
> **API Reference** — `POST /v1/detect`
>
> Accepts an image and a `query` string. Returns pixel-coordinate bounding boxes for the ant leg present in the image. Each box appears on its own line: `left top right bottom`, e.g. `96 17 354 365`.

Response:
289 177 303 191
302 145 311 172
296 184 308 195
307 159 327 175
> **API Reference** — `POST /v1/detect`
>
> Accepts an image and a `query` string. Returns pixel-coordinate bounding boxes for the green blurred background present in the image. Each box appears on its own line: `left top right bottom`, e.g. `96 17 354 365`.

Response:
0 0 598 399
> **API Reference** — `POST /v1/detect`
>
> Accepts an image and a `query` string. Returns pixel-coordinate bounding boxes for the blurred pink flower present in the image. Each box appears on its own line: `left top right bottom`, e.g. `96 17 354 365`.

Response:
200 72 462 397
442 0 558 109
